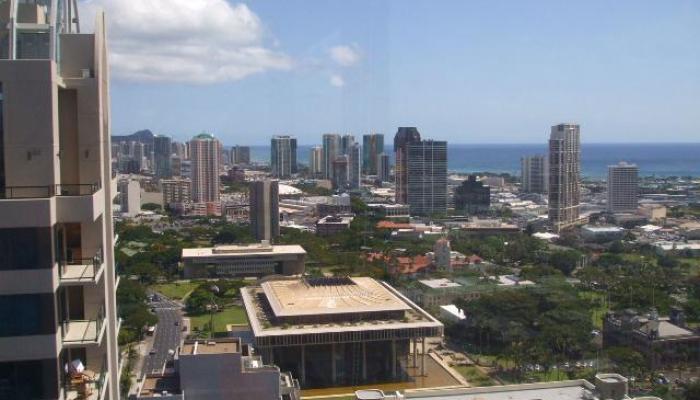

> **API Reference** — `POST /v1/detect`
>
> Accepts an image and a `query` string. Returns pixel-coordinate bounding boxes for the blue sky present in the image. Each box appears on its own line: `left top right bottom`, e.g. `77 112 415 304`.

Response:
93 0 700 145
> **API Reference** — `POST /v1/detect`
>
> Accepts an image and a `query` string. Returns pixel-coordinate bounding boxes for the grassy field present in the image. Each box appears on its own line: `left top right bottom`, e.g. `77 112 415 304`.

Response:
188 306 248 334
453 365 495 387
152 281 200 300
578 290 608 329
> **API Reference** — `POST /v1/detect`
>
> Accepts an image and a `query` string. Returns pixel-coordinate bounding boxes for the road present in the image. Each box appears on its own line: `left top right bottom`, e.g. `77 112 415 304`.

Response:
141 295 183 376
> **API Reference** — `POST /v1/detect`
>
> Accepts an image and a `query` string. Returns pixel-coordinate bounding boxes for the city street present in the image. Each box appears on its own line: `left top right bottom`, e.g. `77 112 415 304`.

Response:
141 295 183 376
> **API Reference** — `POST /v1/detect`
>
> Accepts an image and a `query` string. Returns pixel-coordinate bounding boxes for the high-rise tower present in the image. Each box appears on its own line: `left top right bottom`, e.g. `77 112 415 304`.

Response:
362 133 384 175
548 123 581 231
607 161 639 213
190 133 221 204
0 4 120 399
393 127 422 204
322 133 341 180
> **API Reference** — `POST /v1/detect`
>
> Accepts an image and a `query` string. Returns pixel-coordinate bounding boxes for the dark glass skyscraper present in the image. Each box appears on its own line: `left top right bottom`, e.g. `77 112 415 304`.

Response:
362 133 384 175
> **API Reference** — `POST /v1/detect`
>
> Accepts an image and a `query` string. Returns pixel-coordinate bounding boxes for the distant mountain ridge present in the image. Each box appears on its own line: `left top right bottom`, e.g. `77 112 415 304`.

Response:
112 129 154 143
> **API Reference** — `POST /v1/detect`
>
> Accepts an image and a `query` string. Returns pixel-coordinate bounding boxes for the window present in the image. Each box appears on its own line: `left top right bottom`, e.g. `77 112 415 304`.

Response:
0 82 3 188
0 227 53 270
0 293 56 336
0 359 59 399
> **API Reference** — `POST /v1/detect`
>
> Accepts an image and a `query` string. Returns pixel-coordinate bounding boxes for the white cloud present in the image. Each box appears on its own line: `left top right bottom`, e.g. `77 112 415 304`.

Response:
329 74 345 88
329 44 361 67
80 0 292 83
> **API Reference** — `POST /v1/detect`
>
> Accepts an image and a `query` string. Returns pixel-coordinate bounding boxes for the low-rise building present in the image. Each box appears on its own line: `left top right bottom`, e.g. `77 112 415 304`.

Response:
456 219 520 236
581 225 625 242
367 203 410 218
316 215 354 236
182 241 306 278
134 337 300 400
603 309 700 369
653 240 700 256
355 373 660 400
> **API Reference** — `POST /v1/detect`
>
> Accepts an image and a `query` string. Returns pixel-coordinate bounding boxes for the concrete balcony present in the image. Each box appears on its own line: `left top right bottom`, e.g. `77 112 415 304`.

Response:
56 183 104 223
0 183 103 228
61 307 107 348
63 358 109 400
59 249 104 286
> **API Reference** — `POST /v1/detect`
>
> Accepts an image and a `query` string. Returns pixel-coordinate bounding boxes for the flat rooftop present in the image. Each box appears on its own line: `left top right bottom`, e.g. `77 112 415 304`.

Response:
182 243 306 258
243 277 442 337
181 339 240 355
262 277 411 317
419 278 462 289
406 380 595 400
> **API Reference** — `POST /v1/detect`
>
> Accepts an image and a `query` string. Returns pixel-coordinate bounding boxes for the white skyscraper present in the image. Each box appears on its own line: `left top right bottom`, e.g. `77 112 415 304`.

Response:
607 162 639 213
548 123 581 231
271 135 295 178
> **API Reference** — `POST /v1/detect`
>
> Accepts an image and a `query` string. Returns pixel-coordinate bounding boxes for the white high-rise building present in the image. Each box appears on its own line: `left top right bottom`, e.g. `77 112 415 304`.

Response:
309 146 323 177
189 133 221 206
607 162 639 213
119 179 141 217
0 4 120 399
548 123 581 231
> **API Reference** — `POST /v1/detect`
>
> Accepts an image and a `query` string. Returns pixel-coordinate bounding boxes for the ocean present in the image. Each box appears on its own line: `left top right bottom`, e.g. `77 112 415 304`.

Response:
245 143 700 179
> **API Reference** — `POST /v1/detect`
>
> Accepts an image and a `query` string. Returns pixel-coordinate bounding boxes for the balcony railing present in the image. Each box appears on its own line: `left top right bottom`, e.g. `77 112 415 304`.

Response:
63 357 108 400
59 248 104 284
0 183 101 199
61 304 106 345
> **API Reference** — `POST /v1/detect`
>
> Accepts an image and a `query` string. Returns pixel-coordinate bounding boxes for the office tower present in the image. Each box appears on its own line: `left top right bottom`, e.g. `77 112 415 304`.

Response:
170 155 182 177
309 146 323 177
233 145 250 165
607 161 639 213
153 135 172 180
270 135 295 178
341 134 356 155
0 5 120 399
250 180 280 241
394 127 422 204
172 141 186 159
322 133 341 179
377 153 391 182
222 148 232 166
363 133 385 175
133 141 146 172
118 179 141 217
290 137 298 174
548 123 581 231
521 155 548 194
454 175 490 215
332 155 349 190
348 143 361 189
406 139 448 215
190 133 221 204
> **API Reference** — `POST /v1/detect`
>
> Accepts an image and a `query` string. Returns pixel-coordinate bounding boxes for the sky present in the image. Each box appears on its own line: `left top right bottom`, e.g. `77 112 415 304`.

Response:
79 0 700 145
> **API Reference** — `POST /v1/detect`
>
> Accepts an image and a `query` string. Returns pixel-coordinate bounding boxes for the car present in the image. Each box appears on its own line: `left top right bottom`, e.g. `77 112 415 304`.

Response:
149 349 156 355
174 321 180 326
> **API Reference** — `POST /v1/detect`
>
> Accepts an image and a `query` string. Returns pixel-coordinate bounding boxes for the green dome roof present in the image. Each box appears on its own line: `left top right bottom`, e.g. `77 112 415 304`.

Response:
193 132 215 140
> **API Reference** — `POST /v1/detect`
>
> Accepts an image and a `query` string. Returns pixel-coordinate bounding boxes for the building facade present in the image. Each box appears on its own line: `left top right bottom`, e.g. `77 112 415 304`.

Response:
394 127 422 204
309 146 323 177
548 123 581 231
607 161 639 213
521 155 548 194
161 178 192 209
377 153 391 183
454 175 490 215
0 5 120 399
153 135 172 180
348 142 361 189
118 179 141 217
271 136 296 178
362 133 384 175
182 242 306 278
332 155 349 191
322 133 341 180
406 140 448 216
233 145 250 165
250 180 280 241
189 133 221 205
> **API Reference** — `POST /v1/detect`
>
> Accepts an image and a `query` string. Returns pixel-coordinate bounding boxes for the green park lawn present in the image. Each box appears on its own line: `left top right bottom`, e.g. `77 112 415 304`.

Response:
152 281 200 300
578 290 608 330
188 306 248 334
